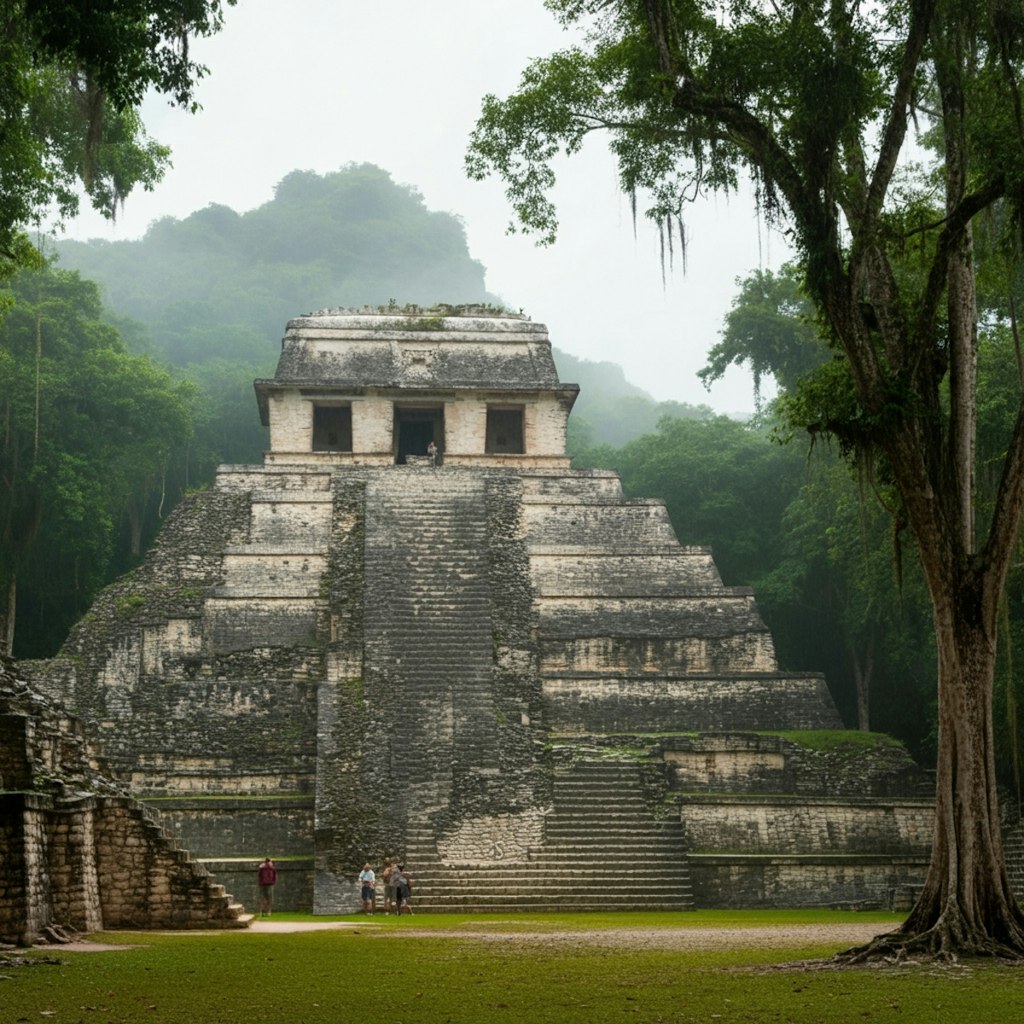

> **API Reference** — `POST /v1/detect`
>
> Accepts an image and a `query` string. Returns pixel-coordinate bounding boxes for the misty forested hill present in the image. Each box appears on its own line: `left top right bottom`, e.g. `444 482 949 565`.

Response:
56 163 708 451
57 163 497 370
557 350 714 447
53 165 505 470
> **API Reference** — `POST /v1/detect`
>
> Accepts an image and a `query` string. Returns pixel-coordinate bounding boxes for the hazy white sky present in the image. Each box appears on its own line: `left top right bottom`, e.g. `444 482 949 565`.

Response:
63 0 789 411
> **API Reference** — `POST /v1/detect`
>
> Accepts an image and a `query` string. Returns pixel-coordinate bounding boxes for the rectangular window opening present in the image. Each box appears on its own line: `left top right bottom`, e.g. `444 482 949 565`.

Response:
486 406 525 454
312 404 352 452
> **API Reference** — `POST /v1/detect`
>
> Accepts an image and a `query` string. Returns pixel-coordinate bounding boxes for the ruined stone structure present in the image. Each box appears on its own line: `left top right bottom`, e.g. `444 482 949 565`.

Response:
0 656 248 944
27 307 936 913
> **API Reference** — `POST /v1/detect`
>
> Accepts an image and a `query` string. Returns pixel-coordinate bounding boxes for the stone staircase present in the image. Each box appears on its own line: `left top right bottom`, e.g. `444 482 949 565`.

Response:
116 799 252 928
405 755 693 912
363 470 497 814
1004 820 1024 901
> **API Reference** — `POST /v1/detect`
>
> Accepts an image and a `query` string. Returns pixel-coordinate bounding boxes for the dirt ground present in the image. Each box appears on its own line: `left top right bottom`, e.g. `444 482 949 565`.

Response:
47 918 890 955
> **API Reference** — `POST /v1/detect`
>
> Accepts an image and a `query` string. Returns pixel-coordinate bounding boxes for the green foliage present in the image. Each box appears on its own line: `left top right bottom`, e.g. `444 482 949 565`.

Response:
754 456 937 753
0 0 233 272
0 265 196 656
700 263 829 406
22 0 233 110
114 594 146 617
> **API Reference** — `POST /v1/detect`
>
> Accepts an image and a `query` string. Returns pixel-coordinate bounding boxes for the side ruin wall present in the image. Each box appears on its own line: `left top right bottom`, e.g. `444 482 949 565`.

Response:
0 657 248 944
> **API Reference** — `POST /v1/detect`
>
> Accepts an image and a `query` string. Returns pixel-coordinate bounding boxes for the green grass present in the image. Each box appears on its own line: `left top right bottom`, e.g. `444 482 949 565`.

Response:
768 730 905 751
3 912 1023 1023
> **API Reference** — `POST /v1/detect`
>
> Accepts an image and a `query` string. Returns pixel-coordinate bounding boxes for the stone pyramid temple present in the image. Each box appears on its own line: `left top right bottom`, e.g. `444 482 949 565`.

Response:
27 307 935 913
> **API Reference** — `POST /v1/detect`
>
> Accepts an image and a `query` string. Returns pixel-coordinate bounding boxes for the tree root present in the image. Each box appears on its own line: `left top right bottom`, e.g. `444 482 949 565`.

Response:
831 918 1024 966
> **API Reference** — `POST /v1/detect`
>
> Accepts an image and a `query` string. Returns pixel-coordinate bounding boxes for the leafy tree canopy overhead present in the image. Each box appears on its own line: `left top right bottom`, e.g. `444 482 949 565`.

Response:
0 0 233 270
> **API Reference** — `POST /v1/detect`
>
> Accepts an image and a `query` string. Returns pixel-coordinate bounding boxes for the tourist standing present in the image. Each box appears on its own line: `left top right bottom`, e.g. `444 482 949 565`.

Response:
394 864 413 915
382 859 396 914
358 862 376 914
257 857 277 918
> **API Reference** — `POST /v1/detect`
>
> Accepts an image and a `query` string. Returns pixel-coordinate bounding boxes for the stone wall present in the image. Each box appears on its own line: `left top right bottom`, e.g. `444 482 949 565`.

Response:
0 793 49 945
689 853 928 910
680 797 933 855
661 733 932 796
543 676 843 734
0 656 248 944
668 733 935 909
267 391 573 462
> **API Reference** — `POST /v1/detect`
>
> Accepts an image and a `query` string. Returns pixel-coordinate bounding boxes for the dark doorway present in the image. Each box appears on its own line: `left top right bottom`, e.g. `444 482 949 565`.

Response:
394 406 443 464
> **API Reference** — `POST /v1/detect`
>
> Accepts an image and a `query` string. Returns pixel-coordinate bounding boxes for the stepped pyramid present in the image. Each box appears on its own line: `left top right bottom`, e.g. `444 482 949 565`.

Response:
28 307 935 913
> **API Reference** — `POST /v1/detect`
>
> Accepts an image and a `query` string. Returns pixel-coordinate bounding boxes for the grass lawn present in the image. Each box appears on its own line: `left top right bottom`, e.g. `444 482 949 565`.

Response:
3 911 1023 1023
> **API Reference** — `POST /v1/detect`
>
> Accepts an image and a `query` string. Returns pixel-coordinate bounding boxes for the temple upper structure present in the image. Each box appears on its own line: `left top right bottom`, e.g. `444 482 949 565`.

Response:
254 308 578 467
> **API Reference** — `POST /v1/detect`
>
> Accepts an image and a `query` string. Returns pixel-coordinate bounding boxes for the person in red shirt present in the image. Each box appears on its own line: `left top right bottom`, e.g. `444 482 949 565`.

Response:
257 857 277 918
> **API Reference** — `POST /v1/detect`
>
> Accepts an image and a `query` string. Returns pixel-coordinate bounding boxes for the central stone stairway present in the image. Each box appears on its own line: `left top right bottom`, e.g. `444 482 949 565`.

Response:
363 470 497 814
406 755 693 911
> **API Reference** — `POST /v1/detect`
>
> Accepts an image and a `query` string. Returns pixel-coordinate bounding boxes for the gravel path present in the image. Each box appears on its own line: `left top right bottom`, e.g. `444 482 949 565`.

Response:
377 922 887 952
46 919 890 955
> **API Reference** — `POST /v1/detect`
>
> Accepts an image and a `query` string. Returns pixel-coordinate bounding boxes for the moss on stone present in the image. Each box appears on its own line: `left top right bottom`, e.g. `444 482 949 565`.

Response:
114 594 146 617
768 730 904 752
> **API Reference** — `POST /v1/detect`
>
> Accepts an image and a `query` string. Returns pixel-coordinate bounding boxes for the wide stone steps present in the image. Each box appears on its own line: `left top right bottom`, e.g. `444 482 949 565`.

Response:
363 474 497 801
410 867 688 887
405 757 693 912
407 897 686 912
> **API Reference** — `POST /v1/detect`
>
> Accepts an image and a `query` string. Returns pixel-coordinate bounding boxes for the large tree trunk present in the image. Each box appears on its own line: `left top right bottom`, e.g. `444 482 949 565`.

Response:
890 580 1024 956
849 632 873 732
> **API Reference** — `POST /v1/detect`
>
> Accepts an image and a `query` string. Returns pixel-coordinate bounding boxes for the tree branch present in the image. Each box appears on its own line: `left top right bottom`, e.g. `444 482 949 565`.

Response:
915 176 1007 343
861 0 937 232
981 401 1024 619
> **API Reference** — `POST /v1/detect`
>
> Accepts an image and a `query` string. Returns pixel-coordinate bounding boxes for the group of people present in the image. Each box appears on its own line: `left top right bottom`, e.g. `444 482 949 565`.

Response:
256 855 414 917
358 859 413 915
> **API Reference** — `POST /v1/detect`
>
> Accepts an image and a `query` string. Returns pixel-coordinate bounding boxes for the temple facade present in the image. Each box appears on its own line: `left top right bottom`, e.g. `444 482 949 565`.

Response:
255 307 577 468
27 307 936 913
